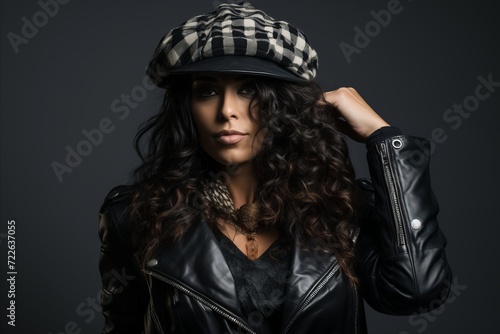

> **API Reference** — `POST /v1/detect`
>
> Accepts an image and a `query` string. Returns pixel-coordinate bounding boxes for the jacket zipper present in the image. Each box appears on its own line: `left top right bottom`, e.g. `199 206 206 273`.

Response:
282 263 340 334
145 270 256 334
378 141 406 245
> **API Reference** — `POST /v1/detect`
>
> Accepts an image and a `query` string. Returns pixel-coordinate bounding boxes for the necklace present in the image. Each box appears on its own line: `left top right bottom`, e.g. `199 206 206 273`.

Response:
201 177 261 260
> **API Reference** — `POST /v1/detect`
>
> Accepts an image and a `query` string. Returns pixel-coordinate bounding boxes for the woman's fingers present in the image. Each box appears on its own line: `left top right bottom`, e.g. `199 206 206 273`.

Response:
323 87 389 141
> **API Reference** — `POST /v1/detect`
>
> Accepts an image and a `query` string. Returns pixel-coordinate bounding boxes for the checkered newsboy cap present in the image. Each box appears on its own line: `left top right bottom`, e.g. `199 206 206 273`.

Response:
147 2 318 87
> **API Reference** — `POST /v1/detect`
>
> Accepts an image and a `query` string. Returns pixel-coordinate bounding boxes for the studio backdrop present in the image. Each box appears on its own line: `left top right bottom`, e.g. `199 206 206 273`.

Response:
1 0 498 333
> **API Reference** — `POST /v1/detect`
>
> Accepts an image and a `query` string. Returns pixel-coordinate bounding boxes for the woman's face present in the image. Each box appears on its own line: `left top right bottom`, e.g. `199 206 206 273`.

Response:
190 73 266 167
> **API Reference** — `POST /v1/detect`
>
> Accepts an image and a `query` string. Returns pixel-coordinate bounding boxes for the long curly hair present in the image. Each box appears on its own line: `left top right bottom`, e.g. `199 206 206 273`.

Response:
129 74 362 286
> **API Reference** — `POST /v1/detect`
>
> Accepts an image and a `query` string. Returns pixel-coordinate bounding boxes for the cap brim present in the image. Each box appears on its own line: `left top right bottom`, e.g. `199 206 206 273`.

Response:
169 55 308 83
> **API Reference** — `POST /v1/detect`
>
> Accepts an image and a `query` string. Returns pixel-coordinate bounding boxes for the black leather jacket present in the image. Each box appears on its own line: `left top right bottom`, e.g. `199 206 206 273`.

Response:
98 134 452 334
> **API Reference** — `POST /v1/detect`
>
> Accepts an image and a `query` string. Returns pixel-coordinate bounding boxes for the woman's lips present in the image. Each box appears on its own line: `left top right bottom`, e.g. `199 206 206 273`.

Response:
215 134 246 144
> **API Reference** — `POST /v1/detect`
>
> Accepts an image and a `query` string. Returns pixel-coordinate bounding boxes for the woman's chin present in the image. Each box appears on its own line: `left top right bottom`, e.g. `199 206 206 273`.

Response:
212 156 254 169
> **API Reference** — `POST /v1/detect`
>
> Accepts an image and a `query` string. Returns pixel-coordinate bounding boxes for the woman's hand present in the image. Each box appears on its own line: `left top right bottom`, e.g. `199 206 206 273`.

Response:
323 87 390 142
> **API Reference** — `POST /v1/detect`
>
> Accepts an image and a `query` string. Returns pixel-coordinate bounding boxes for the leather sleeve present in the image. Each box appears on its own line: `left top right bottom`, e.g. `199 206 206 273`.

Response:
98 186 148 333
356 134 452 315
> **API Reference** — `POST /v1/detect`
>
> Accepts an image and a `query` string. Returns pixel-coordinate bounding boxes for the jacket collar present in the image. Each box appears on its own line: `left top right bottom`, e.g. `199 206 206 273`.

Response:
148 219 338 325
148 219 242 316
280 232 339 327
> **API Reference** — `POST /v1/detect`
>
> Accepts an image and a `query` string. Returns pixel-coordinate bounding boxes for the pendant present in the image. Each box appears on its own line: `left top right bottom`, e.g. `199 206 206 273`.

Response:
246 233 258 260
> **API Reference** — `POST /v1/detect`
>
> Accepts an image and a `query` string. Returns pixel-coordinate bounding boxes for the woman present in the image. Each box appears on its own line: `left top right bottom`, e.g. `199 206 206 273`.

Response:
98 3 452 333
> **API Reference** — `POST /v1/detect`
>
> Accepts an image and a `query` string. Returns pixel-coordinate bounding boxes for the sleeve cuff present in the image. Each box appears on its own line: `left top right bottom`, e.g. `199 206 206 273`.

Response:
366 126 403 145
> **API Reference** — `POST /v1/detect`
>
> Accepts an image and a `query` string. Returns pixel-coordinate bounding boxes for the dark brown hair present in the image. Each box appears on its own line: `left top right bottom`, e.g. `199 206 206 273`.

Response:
129 74 361 286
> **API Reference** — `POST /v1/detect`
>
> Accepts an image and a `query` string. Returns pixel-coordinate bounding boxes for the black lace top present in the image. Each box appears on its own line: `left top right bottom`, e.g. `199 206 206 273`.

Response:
213 229 292 333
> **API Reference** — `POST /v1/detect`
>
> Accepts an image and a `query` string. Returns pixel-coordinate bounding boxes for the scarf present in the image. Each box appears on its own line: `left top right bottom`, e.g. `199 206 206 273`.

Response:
201 176 261 260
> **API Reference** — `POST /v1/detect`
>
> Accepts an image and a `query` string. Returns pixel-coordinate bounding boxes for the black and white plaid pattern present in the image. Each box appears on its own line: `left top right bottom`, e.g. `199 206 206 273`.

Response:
147 2 318 86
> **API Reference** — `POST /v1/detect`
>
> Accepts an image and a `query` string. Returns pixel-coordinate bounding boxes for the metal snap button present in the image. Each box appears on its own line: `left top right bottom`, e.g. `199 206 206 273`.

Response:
392 139 403 149
147 258 158 267
411 219 422 230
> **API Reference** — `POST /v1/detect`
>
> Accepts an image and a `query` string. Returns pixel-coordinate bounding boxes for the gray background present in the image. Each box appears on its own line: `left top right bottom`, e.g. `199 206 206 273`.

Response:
1 0 498 333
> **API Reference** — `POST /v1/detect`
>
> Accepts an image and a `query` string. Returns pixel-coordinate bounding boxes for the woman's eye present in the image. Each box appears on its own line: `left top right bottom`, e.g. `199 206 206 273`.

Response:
194 87 217 98
239 84 256 96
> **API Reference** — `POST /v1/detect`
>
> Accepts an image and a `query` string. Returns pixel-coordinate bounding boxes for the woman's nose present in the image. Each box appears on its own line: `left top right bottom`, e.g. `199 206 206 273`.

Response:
218 90 239 121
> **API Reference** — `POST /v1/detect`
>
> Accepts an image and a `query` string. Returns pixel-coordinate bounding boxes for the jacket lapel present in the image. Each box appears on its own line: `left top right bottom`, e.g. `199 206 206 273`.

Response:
280 232 339 326
148 218 244 319
147 218 339 329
